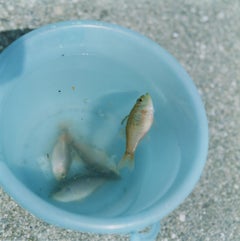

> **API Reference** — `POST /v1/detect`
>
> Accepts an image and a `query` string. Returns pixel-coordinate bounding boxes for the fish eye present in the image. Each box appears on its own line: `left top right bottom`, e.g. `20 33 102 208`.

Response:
137 97 144 102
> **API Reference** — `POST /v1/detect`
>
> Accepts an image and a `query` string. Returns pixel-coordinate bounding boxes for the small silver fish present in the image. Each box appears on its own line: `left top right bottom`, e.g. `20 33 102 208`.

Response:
51 130 72 180
72 139 120 179
51 174 106 202
118 93 154 170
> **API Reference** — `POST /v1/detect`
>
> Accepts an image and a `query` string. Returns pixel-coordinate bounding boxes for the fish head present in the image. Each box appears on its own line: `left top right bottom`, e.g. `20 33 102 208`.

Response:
136 93 153 110
52 163 68 180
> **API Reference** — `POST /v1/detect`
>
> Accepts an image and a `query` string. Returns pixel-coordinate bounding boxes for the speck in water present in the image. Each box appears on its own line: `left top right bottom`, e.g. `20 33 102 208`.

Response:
83 98 90 104
97 109 105 118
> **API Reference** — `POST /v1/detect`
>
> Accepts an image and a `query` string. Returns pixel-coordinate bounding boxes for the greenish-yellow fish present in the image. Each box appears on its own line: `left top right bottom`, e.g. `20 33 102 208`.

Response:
51 129 72 181
118 93 154 170
51 174 106 202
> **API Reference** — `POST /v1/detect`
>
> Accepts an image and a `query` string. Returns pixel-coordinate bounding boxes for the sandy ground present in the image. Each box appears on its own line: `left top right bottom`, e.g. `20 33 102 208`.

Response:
0 1 239 240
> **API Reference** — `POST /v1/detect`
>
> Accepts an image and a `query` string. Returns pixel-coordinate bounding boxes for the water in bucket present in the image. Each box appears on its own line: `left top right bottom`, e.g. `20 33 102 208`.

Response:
0 53 182 218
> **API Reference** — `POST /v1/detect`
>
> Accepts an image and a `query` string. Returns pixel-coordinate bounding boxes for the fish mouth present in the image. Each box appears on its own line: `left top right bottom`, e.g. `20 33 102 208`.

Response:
144 92 153 103
145 92 151 98
54 171 67 181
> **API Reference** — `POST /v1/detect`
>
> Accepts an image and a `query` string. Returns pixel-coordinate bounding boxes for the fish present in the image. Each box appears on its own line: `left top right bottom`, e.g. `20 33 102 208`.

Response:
51 174 106 202
118 93 154 170
71 139 120 179
50 129 72 180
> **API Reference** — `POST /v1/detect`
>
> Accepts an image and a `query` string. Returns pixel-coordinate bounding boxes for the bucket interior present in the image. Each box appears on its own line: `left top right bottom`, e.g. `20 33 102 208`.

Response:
0 23 205 221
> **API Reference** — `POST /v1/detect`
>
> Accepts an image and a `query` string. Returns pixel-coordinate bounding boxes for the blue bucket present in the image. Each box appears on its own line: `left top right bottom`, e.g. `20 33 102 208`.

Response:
0 21 208 240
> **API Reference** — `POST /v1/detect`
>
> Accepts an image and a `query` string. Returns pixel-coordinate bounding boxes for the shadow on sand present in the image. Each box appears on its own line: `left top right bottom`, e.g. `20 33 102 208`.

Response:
0 28 33 53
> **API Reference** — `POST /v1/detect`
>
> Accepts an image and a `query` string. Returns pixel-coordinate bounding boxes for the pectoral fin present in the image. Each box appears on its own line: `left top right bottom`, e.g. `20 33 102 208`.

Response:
121 115 129 125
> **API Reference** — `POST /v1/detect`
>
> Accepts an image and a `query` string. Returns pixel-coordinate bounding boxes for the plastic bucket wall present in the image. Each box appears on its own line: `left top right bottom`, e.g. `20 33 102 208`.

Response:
0 21 208 237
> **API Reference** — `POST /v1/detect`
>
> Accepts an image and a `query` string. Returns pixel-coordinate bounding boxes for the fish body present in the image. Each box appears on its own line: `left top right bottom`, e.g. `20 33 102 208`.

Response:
51 130 72 180
118 93 154 170
51 175 106 202
72 140 120 179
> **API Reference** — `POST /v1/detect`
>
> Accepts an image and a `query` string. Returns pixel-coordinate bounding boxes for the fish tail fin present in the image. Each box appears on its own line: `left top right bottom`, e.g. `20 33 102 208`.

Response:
58 124 73 143
58 123 69 133
118 152 134 170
